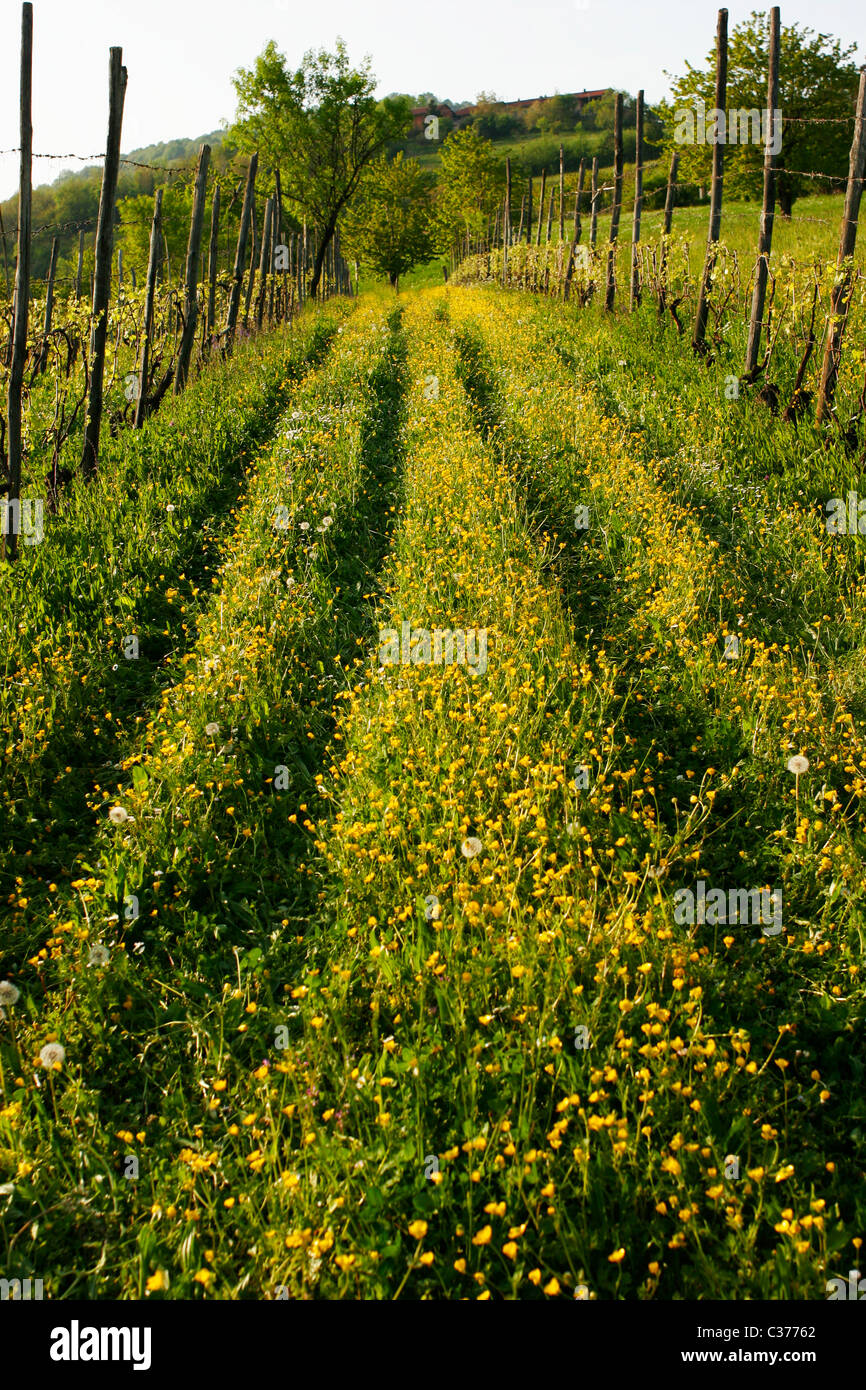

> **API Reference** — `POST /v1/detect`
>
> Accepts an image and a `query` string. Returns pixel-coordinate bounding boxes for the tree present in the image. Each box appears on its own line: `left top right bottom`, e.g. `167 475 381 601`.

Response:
657 10 860 216
525 93 578 135
434 126 500 251
341 153 434 289
230 38 411 295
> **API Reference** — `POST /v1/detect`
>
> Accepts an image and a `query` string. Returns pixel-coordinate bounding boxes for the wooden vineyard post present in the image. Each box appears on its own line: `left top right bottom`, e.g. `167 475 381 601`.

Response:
40 235 58 368
207 181 220 335
658 151 680 315
74 228 85 299
692 9 728 353
226 152 257 340
0 204 10 298
269 201 278 321
574 158 586 240
559 144 565 243
174 142 211 392
299 221 307 309
134 187 162 427
816 67 866 424
563 162 588 302
503 157 512 286
630 89 644 310
535 169 546 245
546 186 554 243
516 193 526 244
663 151 679 236
256 196 273 328
81 46 127 479
745 5 781 375
273 170 284 320
589 157 599 249
117 247 123 291
243 196 258 327
604 93 624 311
527 175 533 243
3 1 32 563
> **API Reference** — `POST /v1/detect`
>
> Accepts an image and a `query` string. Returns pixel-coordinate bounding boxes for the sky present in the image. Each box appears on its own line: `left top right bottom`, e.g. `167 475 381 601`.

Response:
1 0 864 201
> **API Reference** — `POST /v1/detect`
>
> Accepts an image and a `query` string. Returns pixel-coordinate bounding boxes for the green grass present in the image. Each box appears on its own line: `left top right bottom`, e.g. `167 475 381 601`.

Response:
1 204 864 1299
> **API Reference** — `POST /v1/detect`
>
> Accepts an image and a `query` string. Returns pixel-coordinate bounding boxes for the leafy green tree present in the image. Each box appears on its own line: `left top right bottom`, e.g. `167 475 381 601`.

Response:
434 126 500 252
230 38 411 294
341 153 434 289
116 186 196 285
657 10 860 215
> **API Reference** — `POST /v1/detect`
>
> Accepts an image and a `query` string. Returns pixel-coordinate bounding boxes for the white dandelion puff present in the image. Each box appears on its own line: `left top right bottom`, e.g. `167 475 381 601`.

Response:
0 981 21 1009
40 1043 66 1071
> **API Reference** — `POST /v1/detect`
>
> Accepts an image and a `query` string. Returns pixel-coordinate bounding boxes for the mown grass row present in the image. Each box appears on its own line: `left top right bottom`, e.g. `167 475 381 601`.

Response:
441 284 865 1295
1 309 345 964
0 298 408 1297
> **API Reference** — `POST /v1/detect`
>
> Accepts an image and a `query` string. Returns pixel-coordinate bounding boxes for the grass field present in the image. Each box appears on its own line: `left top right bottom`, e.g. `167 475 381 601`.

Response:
1 205 864 1299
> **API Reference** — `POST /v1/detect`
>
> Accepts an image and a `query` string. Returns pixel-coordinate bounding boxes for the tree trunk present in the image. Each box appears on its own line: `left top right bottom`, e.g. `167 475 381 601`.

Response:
309 218 338 298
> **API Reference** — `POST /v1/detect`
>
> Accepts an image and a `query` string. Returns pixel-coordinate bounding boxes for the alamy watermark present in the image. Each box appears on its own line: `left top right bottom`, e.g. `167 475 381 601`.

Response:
673 100 782 153
1 498 43 545
826 492 866 535
378 621 487 676
0 1276 43 1300
673 880 782 935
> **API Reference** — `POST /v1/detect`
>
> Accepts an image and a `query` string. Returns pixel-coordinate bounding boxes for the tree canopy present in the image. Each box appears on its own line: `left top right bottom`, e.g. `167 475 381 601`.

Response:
657 9 860 215
230 38 411 293
341 153 434 289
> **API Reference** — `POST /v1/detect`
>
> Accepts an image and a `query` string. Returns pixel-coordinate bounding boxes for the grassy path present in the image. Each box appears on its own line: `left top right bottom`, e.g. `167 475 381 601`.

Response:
1 286 863 1301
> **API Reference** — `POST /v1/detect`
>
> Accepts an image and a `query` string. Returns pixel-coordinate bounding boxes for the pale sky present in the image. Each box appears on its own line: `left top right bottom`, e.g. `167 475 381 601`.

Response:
1 0 863 200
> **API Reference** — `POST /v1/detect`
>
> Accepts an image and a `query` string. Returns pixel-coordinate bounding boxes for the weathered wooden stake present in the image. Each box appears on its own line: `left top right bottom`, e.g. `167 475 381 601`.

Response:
663 151 680 236
590 157 599 249
536 169 546 246
745 6 781 375
81 45 127 478
134 187 162 427
574 158 586 240
0 204 10 298
226 153 257 338
207 182 220 334
174 142 211 391
73 228 84 300
42 235 58 345
243 195 258 326
692 9 728 353
604 93 624 311
3 1 32 563
816 66 866 423
658 151 680 315
256 196 273 328
559 144 565 242
630 89 644 310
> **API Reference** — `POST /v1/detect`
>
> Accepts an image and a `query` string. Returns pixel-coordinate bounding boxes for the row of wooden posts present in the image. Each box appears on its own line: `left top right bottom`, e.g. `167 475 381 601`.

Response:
2 3 351 562
454 6 866 429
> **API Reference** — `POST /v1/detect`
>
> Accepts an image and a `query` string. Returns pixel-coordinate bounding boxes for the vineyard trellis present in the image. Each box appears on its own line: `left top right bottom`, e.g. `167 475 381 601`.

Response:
0 1 352 561
451 5 866 445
